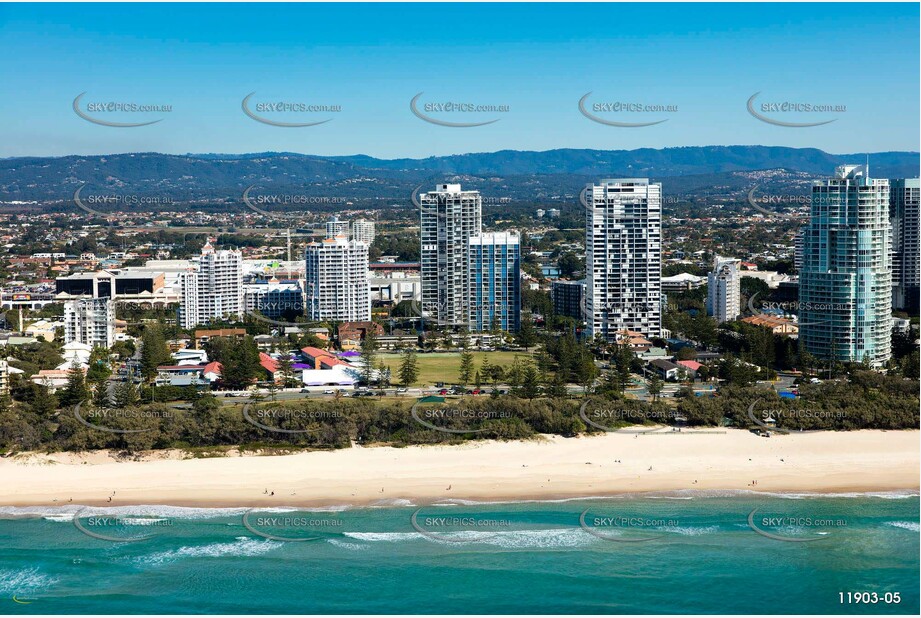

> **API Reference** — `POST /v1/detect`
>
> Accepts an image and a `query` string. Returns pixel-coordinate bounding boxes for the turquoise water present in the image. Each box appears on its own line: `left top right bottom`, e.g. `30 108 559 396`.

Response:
1 491 918 614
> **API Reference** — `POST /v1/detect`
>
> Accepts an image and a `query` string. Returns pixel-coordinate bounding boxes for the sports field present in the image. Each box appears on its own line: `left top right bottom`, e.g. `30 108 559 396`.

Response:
377 351 535 386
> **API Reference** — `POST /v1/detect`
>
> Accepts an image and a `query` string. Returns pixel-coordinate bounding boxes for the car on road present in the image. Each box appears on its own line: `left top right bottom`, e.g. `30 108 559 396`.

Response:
396 387 408 393
323 389 335 394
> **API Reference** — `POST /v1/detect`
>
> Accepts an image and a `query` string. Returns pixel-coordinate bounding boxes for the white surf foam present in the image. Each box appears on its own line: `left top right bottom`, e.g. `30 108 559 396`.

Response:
657 525 720 536
0 567 59 595
327 539 370 551
886 521 920 532
345 527 595 549
139 537 279 567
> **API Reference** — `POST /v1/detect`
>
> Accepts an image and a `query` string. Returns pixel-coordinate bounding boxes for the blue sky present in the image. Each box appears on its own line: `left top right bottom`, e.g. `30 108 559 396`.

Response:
0 2 917 158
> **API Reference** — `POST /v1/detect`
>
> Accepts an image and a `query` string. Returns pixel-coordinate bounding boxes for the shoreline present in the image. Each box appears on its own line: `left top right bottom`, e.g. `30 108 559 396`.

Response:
2 429 918 508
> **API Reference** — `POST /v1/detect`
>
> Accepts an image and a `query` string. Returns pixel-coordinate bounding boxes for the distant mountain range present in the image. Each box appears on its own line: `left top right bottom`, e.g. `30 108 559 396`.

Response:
1 146 917 206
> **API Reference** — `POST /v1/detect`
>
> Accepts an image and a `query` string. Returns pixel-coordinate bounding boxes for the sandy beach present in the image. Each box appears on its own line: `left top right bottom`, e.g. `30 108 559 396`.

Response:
1 429 918 507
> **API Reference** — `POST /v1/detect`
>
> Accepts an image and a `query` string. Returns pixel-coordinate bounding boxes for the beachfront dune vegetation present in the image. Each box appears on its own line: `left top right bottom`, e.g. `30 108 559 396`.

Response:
0 370 916 455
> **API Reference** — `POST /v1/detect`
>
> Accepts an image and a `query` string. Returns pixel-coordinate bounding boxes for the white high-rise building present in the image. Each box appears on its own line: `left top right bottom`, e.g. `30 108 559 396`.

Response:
352 219 376 245
800 165 892 366
890 178 920 312
64 298 115 348
304 237 370 321
794 227 806 273
420 183 482 326
178 241 244 329
707 256 741 323
326 216 349 239
585 178 662 340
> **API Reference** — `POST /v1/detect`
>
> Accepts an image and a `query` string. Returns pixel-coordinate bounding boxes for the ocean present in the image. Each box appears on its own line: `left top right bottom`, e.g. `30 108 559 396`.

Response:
1 491 918 614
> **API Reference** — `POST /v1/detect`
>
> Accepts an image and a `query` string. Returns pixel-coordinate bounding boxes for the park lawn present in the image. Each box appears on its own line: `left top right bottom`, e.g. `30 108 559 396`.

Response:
378 350 536 386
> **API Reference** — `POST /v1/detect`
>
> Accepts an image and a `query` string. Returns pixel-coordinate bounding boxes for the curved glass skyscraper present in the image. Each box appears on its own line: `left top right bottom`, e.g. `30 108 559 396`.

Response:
800 165 892 367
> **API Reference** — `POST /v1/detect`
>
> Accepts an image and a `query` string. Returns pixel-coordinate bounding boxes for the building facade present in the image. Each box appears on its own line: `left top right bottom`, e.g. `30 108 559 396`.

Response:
585 178 663 340
325 216 349 239
551 279 585 320
890 178 920 312
468 232 521 332
420 183 482 327
178 241 244 329
352 219 376 245
794 227 806 273
243 281 305 321
800 165 892 366
304 237 370 321
707 256 741 323
64 298 115 348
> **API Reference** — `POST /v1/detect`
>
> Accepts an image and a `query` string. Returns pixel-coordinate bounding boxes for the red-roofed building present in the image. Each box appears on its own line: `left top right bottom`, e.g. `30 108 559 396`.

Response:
301 346 350 369
338 321 384 350
203 361 223 382
677 360 702 378
259 353 280 381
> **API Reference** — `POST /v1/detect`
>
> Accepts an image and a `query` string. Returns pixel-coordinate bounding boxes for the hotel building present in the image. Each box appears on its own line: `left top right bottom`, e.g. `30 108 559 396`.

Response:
420 183 482 326
800 165 891 366
352 219 376 245
64 298 115 348
178 241 244 329
304 236 370 321
585 178 662 340
707 256 741 323
468 232 521 332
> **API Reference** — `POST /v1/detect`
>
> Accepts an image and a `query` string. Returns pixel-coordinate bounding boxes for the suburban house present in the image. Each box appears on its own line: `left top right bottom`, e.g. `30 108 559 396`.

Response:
649 359 681 381
31 367 85 391
173 349 209 365
155 365 213 387
740 314 799 335
194 328 247 349
337 321 384 350
676 360 703 378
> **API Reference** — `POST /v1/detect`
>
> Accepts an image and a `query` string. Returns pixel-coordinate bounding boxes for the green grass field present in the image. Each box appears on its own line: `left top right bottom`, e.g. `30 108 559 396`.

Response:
377 351 535 386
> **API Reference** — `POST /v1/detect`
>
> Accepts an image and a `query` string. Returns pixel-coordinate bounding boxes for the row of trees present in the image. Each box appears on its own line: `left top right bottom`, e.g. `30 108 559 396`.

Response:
2 370 916 455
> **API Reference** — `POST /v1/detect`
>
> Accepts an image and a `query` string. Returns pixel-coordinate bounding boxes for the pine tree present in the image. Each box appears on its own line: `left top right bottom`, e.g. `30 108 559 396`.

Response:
647 372 664 402
360 330 380 385
519 364 541 399
112 379 139 408
480 356 492 383
276 355 295 388
544 372 567 398
140 325 170 382
59 361 90 407
459 351 474 385
29 383 59 418
515 313 538 350
398 349 419 386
